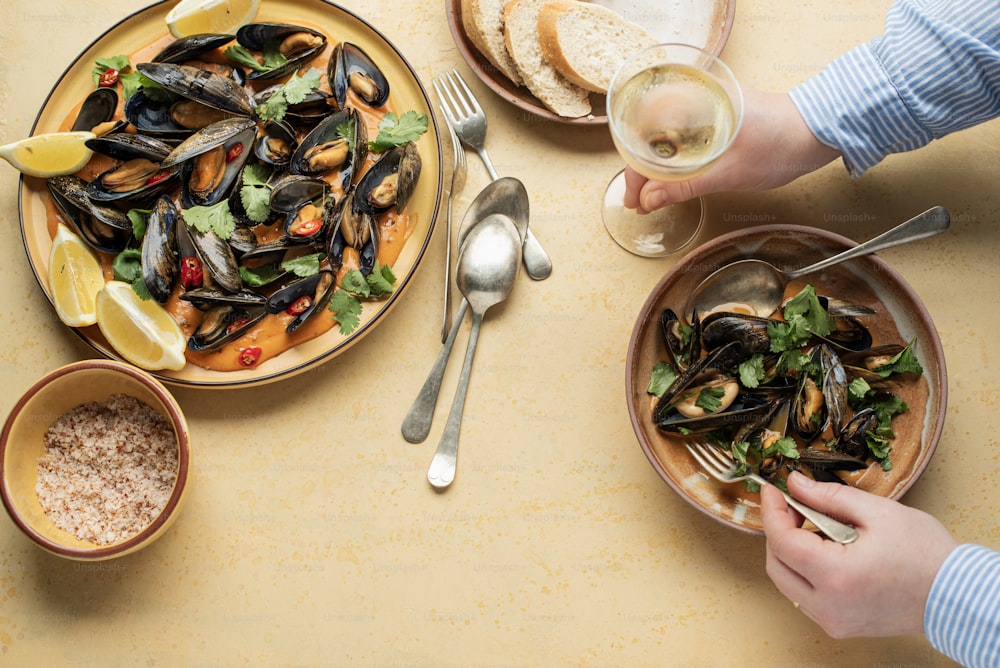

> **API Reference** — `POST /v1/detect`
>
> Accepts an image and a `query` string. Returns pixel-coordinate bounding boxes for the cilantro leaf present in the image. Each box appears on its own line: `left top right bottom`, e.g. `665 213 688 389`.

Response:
256 69 321 121
183 200 236 240
241 163 272 187
763 436 800 460
111 248 151 299
224 45 271 73
340 269 370 298
238 164 274 224
769 285 836 351
366 262 396 296
281 253 323 277
738 354 766 388
647 361 678 397
127 208 151 241
369 111 428 152
695 386 727 413
328 290 362 335
873 342 924 377
240 264 284 287
848 377 873 403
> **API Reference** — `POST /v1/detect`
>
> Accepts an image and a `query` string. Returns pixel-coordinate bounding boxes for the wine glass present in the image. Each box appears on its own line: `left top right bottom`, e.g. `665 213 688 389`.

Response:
603 43 743 258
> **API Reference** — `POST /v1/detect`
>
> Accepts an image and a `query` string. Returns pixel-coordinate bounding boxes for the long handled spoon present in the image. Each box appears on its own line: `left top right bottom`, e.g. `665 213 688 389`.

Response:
684 206 951 317
427 213 521 489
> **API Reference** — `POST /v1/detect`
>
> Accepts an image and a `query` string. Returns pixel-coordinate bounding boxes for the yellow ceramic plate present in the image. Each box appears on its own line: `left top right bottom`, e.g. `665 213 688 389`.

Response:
626 225 947 536
445 0 736 125
19 0 442 388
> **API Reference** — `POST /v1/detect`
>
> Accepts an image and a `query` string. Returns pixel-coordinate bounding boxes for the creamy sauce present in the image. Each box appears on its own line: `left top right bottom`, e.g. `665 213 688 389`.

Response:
48 24 416 372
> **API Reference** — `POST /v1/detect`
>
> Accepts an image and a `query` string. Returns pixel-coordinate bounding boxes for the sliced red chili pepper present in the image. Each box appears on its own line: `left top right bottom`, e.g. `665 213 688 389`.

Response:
286 296 313 316
225 316 252 335
98 68 119 88
180 256 203 289
226 143 244 163
145 170 170 187
238 346 262 367
290 218 323 237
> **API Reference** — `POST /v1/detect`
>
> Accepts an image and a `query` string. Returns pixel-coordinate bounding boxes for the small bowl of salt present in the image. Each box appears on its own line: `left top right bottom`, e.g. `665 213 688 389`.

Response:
1 359 190 560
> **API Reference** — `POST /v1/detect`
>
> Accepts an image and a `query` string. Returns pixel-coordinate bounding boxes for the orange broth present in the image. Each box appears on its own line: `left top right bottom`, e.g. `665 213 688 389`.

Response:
48 25 415 372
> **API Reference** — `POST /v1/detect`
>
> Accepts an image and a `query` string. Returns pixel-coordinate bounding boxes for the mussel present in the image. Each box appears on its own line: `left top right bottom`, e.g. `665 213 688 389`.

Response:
266 270 336 333
234 23 328 80
353 141 421 216
136 62 256 118
790 344 850 442
86 133 180 204
71 87 118 133
289 107 367 187
329 42 389 108
142 196 180 303
46 175 133 253
160 117 256 208
187 305 267 352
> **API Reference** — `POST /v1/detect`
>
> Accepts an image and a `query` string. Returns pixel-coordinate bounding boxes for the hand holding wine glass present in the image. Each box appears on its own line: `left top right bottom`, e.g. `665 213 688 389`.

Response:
603 43 744 257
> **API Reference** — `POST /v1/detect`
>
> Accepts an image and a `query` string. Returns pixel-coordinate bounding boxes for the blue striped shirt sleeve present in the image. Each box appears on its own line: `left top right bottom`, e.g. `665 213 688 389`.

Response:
925 544 1000 667
789 0 1000 176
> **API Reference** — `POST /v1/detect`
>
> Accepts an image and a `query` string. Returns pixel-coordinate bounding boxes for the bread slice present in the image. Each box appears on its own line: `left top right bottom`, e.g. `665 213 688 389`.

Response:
503 0 592 118
461 0 523 86
538 0 657 93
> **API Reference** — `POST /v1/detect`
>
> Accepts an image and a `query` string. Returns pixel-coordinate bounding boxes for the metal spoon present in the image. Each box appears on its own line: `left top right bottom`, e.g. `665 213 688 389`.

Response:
427 213 521 489
685 206 951 318
400 179 529 444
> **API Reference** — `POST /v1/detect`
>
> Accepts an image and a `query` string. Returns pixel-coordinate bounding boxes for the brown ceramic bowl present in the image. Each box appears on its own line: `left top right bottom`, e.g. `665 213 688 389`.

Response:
1 360 190 560
445 0 737 124
626 225 947 535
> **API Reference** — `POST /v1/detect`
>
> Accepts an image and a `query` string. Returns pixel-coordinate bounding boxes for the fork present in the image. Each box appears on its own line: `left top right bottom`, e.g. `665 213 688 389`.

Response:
431 93 467 343
685 440 859 544
435 69 553 281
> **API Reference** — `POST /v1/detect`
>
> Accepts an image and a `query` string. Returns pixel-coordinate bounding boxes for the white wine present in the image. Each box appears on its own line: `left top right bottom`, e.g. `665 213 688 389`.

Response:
610 63 736 182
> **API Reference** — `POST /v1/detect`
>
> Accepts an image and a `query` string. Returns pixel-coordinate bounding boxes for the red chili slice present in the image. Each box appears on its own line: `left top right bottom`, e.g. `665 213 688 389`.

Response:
145 171 170 187
291 218 323 237
239 346 262 367
225 317 252 335
226 143 244 163
286 296 313 316
98 68 119 88
180 256 203 289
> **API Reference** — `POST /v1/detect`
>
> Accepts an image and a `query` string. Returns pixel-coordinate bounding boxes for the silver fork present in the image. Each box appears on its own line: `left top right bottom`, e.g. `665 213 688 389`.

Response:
435 69 553 281
431 92 467 343
685 440 859 544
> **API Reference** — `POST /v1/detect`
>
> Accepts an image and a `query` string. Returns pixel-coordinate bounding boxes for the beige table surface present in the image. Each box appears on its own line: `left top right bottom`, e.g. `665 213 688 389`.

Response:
1 0 998 665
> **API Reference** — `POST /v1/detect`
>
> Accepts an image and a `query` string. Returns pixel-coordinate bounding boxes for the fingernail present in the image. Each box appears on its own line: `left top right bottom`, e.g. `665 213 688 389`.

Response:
790 471 815 488
641 190 668 211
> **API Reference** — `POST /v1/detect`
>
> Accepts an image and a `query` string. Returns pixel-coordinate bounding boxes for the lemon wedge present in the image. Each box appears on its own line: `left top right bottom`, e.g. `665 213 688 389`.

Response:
96 281 188 371
166 0 260 38
48 224 106 327
0 131 96 178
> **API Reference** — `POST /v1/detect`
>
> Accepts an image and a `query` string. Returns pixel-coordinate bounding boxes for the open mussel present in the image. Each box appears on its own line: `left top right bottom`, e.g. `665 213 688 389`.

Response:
831 407 880 459
46 175 133 253
178 218 242 293
329 42 389 108
235 23 327 80
354 141 421 216
254 119 298 167
266 270 336 333
142 196 180 303
161 117 256 208
653 342 785 433
329 188 378 275
659 308 700 372
289 107 367 187
790 344 850 442
86 133 180 204
700 311 773 368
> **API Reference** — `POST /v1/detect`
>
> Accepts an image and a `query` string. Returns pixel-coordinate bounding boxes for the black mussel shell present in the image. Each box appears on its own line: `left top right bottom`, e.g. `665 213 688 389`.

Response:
153 33 236 64
142 196 180 303
187 305 266 352
72 87 118 132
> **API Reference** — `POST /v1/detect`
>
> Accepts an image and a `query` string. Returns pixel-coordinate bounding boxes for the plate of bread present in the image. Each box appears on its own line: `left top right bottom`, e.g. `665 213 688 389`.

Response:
447 0 736 123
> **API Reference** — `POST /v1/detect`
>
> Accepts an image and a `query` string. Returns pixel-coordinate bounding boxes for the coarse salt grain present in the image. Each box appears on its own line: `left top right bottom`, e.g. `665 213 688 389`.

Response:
36 393 178 545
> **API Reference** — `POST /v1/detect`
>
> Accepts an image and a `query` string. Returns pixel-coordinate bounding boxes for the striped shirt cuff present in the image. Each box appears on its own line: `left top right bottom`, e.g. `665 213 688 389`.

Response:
789 43 931 177
925 543 1000 668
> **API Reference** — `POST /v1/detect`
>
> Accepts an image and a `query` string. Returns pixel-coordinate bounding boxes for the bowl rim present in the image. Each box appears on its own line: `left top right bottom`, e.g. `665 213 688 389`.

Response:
626 223 948 535
0 359 190 558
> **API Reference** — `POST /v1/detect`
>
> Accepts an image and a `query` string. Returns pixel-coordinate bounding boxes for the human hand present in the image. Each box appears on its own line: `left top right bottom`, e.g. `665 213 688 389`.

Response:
761 472 957 638
623 90 842 213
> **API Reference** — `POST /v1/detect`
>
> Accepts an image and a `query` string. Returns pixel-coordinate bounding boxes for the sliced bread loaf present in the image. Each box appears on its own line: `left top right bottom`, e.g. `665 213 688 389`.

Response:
538 0 657 93
503 0 592 118
461 0 524 86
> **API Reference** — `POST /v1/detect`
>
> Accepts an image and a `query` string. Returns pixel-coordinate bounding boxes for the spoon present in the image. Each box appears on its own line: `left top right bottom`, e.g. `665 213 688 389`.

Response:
427 213 521 489
400 179 528 444
685 206 951 318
